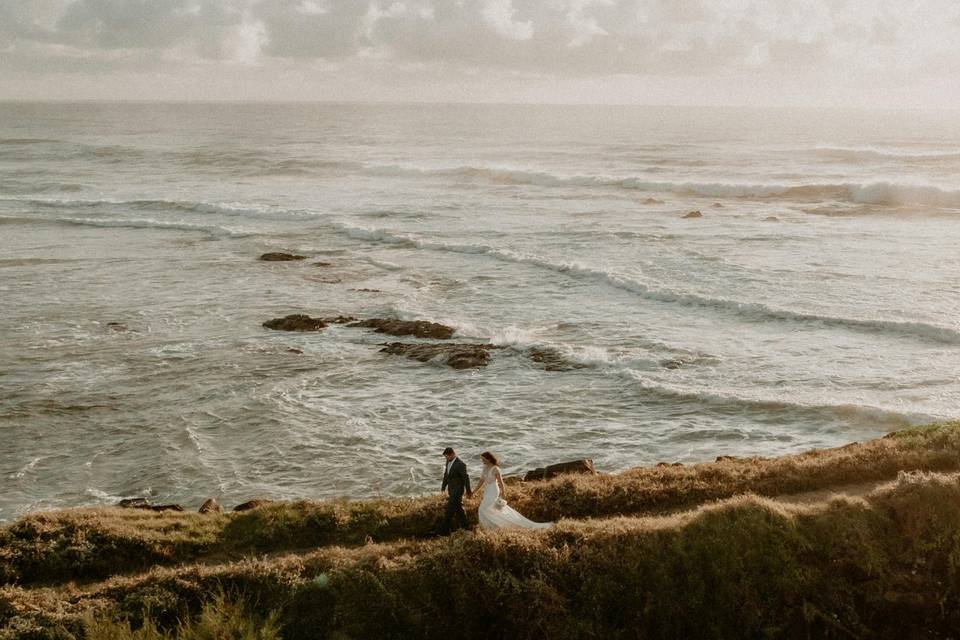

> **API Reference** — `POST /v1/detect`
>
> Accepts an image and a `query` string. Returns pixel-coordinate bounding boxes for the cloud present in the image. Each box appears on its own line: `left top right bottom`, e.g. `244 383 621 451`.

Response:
1 0 959 105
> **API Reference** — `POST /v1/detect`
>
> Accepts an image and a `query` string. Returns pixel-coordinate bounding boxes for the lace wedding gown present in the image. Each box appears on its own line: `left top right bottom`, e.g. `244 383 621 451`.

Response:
478 466 552 530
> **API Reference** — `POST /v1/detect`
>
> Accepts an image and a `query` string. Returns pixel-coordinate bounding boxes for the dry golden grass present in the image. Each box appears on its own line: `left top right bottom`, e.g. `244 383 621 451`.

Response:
4 421 960 638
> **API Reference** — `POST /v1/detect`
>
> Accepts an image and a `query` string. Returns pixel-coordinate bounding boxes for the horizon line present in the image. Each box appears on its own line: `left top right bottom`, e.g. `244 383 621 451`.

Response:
0 98 957 112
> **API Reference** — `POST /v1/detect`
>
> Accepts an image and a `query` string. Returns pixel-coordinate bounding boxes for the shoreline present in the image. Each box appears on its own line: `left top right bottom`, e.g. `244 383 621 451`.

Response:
4 421 960 637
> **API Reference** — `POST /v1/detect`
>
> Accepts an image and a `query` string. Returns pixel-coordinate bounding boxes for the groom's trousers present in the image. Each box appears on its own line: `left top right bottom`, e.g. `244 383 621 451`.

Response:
442 493 468 533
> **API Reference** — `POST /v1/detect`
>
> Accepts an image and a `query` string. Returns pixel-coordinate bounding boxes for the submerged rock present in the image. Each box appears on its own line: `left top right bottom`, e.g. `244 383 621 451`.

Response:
105 322 129 331
682 210 704 219
199 498 222 514
712 202 724 208
764 216 780 222
349 318 455 340
381 342 498 369
312 261 333 267
262 314 327 332
523 459 596 481
321 316 358 325
641 197 664 204
234 499 274 512
259 252 306 261
661 358 685 370
527 347 588 372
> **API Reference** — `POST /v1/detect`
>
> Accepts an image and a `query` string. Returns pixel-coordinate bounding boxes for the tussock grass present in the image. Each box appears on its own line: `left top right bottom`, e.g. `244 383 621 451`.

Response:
5 471 960 638
4 423 960 638
83 596 280 640
4 422 960 589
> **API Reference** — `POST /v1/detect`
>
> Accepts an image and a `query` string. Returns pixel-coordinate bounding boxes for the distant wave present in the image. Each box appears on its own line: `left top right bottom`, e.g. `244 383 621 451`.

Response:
332 221 960 345
0 214 253 238
622 371 934 428
0 196 318 221
359 163 960 208
808 145 960 162
0 138 64 145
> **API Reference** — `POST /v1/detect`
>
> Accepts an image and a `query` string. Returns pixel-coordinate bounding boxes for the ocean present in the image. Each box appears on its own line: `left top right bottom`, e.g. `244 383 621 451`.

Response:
2 102 958 521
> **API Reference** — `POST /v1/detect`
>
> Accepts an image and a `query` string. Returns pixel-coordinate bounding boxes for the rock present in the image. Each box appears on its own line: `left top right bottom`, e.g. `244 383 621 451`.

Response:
287 348 304 354
715 455 738 462
349 318 455 340
116 498 184 512
656 462 684 467
527 347 587 372
523 459 596 481
661 358 685 370
350 288 382 293
234 499 273 512
149 504 185 512
199 498 222 514
682 210 703 219
105 322 128 331
764 216 780 222
712 202 724 208
641 197 664 205
321 315 358 324
262 314 327 332
380 342 499 369
259 252 306 261
117 498 151 509
312 261 333 267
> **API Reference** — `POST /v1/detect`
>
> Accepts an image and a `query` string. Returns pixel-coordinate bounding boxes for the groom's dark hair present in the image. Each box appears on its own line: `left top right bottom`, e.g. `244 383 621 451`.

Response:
442 447 455 455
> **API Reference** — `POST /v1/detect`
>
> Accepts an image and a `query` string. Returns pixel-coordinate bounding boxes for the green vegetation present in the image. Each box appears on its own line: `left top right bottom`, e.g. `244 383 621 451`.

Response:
83 597 279 640
4 422 960 639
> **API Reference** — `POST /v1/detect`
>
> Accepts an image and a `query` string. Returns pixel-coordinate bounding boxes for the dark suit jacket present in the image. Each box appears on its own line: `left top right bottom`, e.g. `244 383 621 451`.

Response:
441 458 471 499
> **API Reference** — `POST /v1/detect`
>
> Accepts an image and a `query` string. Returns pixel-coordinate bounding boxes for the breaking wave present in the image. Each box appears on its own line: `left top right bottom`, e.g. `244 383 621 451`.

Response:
331 222 960 345
358 163 960 208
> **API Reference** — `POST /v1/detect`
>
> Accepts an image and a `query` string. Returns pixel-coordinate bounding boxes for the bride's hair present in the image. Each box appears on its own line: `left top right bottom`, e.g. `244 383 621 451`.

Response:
480 451 499 466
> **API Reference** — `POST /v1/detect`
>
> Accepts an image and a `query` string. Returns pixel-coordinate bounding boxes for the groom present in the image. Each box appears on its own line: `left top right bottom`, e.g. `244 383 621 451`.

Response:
440 446 472 534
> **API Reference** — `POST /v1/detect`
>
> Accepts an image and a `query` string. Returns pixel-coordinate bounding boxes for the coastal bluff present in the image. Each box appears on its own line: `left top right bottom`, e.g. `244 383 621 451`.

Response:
5 422 960 638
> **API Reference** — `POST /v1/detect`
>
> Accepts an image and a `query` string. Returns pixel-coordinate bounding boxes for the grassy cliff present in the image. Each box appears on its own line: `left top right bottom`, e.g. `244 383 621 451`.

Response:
4 422 960 639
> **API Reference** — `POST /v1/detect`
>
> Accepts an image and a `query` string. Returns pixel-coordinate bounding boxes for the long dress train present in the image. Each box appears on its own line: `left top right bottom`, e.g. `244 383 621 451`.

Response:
477 466 552 530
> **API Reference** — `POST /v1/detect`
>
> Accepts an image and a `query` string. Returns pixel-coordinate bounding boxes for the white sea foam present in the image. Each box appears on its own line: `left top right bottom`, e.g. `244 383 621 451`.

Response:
622 371 932 428
330 221 960 345
354 164 960 208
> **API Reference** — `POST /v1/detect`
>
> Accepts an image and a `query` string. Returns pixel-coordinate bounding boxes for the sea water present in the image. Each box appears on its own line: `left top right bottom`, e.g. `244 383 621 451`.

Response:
1 103 959 521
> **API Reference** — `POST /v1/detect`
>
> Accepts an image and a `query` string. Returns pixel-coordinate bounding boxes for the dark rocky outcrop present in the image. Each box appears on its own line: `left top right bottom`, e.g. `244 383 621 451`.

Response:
380 342 498 369
322 315 358 324
117 498 150 509
262 314 327 332
682 210 704 219
198 498 222 514
233 499 273 512
116 498 184 512
259 252 306 261
349 318 455 340
661 358 685 370
527 347 588 372
523 459 597 481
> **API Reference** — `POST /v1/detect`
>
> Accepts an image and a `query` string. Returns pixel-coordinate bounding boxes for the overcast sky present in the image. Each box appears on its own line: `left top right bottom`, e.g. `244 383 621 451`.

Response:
2 0 958 107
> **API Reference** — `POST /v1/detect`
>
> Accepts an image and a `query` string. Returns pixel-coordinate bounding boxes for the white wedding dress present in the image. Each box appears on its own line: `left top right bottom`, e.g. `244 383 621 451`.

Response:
478 465 552 531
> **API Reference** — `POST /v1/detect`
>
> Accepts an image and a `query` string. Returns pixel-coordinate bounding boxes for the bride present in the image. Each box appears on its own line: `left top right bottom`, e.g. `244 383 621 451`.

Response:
473 451 552 531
